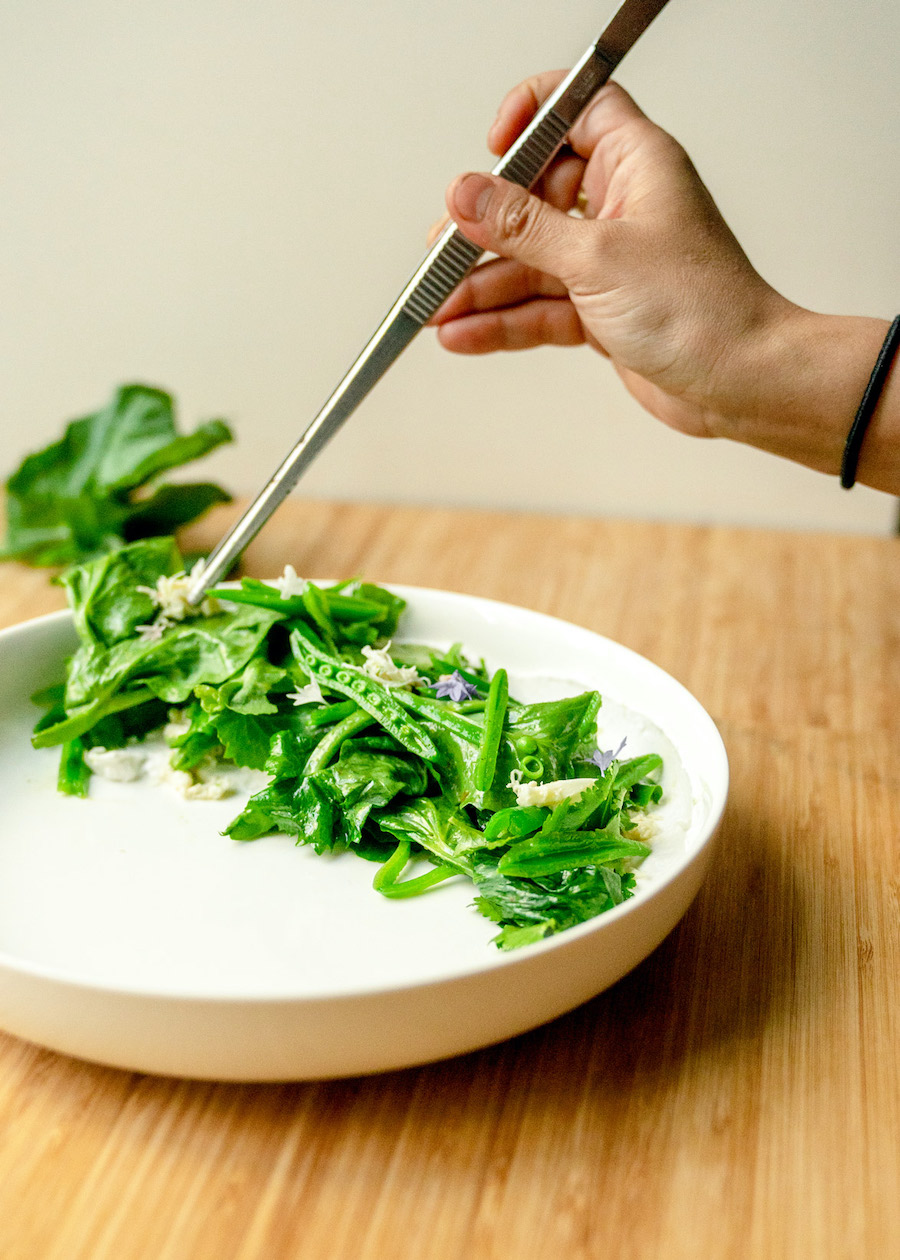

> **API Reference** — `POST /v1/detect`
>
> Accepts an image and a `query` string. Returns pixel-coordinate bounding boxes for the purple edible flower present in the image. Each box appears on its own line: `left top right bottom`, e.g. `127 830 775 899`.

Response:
429 670 480 702
590 737 627 775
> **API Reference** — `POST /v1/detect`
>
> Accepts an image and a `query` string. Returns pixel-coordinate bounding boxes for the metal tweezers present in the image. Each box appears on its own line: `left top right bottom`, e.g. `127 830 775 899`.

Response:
188 0 671 604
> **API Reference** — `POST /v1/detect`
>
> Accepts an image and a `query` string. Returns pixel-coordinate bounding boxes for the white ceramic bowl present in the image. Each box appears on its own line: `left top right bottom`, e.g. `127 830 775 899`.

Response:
0 586 728 1080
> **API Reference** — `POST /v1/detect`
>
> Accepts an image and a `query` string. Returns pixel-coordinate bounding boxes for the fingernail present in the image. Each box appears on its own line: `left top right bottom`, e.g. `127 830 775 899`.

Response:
453 173 494 222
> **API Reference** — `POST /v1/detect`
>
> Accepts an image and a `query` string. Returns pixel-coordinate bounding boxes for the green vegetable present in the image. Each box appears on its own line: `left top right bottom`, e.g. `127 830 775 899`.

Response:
474 667 508 793
1 384 233 566
33 536 666 949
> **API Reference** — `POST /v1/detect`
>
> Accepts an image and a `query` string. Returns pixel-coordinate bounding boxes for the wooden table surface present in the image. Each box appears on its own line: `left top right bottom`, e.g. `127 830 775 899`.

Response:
0 499 898 1260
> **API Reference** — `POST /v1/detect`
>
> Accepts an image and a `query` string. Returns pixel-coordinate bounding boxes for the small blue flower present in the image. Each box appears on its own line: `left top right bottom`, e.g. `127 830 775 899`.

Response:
590 737 627 774
429 670 480 702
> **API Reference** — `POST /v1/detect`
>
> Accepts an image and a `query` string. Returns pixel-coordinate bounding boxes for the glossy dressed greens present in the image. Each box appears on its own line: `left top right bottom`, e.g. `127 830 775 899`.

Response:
32 539 665 949
1 385 233 566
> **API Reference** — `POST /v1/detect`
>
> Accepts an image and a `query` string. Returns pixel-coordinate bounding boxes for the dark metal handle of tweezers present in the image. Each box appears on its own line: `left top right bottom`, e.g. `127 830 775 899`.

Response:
188 30 637 601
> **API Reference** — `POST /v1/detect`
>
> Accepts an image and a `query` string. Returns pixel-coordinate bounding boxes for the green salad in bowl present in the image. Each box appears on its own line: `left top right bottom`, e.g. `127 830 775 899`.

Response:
31 537 665 951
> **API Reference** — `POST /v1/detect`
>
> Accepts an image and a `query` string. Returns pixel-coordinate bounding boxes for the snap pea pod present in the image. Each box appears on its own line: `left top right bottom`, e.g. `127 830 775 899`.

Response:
393 688 485 745
475 667 508 793
289 628 438 762
307 698 359 728
57 737 91 797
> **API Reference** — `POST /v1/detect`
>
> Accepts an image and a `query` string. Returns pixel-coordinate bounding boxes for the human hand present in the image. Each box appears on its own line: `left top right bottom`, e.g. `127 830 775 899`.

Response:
432 76 900 493
432 76 794 442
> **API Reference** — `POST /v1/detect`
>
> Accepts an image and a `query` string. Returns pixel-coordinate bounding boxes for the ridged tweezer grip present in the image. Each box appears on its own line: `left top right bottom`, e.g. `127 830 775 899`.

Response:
494 108 571 189
400 106 572 326
401 231 484 325
397 40 614 329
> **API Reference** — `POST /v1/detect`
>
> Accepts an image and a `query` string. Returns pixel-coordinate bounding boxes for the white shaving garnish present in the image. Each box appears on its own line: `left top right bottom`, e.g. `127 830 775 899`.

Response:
507 775 597 808
360 641 421 688
84 746 146 782
626 815 658 842
147 756 231 800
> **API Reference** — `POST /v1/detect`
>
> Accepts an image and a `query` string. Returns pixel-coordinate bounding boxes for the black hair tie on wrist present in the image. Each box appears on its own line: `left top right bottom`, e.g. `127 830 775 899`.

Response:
841 314 900 489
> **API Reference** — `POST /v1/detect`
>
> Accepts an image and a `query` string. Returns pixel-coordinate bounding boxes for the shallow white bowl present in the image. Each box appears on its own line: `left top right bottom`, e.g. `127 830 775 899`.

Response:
0 585 727 1080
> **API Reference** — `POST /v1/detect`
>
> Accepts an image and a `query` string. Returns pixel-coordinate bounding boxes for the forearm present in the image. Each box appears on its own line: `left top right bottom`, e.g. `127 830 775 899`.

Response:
714 306 900 495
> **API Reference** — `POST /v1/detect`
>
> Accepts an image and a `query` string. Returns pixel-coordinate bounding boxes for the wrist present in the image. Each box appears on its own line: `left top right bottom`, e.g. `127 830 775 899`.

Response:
712 304 896 487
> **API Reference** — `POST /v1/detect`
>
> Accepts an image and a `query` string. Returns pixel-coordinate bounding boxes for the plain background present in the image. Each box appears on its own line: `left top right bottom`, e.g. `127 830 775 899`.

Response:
1 0 898 533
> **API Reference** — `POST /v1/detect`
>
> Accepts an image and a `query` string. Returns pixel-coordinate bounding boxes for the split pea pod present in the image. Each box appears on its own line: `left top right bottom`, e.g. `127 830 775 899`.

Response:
289 628 437 761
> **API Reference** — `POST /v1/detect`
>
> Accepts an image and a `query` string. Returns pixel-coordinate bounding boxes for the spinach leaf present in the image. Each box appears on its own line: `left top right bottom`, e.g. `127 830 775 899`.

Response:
61 536 181 648
1 384 232 566
374 796 489 874
473 863 638 949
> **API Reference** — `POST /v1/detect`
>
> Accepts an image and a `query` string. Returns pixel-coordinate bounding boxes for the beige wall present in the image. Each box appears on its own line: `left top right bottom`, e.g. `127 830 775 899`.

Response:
2 1 898 533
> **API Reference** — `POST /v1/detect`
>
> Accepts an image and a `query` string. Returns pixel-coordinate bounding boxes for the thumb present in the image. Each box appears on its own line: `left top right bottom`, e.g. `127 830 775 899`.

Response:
446 172 601 287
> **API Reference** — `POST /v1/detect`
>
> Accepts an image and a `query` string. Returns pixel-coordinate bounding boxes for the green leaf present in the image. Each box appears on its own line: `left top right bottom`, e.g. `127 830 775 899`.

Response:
60 536 181 648
2 384 232 565
122 482 231 539
374 797 485 873
197 657 288 717
472 862 635 937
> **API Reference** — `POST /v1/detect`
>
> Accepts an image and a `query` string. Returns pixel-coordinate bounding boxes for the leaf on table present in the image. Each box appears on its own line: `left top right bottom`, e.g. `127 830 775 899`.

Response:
1 384 233 566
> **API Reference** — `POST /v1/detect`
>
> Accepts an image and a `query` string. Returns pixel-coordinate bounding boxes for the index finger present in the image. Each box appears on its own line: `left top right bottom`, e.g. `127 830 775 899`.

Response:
487 70 568 156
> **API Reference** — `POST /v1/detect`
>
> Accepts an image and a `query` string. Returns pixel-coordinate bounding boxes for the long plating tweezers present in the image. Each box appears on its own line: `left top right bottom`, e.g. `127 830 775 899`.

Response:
189 0 671 602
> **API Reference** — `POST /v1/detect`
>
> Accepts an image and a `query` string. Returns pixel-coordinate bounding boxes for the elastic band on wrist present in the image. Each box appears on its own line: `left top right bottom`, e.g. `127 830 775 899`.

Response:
841 314 900 489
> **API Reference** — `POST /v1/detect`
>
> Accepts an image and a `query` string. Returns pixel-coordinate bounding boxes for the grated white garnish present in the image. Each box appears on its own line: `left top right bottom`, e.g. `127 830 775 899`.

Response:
149 755 232 800
507 772 597 808
625 814 658 843
360 641 421 689
84 746 146 782
275 564 307 599
163 709 192 740
183 778 231 801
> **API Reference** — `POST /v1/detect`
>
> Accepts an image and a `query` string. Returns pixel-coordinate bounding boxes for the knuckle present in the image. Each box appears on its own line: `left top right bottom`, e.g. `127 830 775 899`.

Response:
496 188 539 242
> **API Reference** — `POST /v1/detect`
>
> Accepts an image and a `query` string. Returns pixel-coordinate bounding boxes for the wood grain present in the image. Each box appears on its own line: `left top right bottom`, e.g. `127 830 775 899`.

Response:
0 500 898 1260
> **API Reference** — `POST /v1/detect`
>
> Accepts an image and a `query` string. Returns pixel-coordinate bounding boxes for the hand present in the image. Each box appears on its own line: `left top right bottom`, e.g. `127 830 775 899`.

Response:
433 78 792 440
431 76 898 494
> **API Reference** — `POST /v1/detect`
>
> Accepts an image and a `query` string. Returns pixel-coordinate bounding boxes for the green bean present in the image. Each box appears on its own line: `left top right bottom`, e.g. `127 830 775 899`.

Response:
307 698 359 727
377 865 459 899
304 707 373 774
372 840 411 891
475 667 508 793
